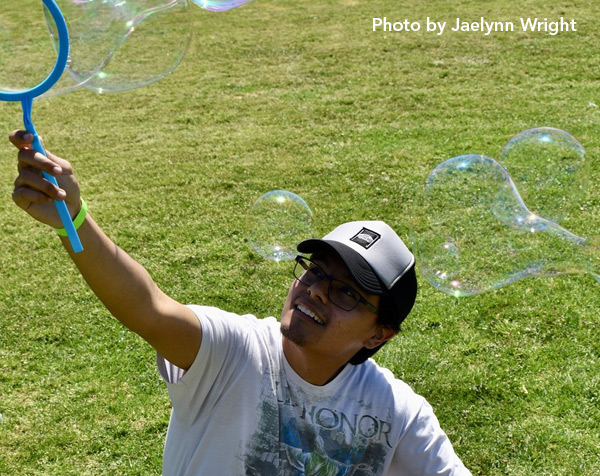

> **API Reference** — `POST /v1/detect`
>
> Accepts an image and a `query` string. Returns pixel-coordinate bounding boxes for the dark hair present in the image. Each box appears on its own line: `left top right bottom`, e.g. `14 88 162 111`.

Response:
349 265 417 365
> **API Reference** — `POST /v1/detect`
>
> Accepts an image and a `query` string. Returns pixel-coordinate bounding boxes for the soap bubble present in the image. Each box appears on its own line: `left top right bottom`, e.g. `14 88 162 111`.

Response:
412 154 600 296
42 0 192 97
192 0 255 12
498 127 586 223
248 190 313 262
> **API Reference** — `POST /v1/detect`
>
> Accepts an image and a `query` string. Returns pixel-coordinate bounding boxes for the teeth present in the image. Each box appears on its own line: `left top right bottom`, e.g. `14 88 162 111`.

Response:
297 304 324 325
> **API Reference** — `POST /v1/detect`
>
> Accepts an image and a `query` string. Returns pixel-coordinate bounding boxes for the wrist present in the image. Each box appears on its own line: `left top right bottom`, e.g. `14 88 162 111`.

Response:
55 198 88 236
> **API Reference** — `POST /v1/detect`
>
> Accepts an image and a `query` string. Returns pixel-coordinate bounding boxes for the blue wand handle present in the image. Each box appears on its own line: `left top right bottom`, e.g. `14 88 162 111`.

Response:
23 96 83 253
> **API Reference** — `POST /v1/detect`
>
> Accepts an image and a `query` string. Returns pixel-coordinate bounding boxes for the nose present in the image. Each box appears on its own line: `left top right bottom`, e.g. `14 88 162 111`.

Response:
306 277 330 304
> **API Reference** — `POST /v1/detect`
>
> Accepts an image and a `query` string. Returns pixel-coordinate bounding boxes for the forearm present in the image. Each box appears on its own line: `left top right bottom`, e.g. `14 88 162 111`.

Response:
59 213 166 338
9 131 201 369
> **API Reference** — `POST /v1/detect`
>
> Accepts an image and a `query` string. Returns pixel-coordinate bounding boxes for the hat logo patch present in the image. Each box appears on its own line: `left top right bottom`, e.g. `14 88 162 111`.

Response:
350 228 381 249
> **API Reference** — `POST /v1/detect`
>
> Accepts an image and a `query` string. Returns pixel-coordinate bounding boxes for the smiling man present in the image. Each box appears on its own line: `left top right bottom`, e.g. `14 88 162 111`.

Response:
9 130 472 475
279 222 415 387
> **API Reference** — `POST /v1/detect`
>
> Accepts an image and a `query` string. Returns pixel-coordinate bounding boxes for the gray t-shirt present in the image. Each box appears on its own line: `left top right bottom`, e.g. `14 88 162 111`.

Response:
157 305 471 476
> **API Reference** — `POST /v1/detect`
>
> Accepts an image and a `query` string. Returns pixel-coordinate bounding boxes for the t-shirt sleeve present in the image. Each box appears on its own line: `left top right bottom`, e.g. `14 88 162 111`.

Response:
156 305 270 422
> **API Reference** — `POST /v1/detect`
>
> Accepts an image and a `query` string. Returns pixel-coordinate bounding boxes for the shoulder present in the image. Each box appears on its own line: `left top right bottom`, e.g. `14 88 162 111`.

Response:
187 305 279 330
186 304 281 348
355 359 412 391
354 359 427 413
160 306 281 384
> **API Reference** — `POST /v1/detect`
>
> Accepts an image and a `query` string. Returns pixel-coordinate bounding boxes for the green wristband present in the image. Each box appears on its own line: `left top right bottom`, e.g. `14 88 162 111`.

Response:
55 198 87 237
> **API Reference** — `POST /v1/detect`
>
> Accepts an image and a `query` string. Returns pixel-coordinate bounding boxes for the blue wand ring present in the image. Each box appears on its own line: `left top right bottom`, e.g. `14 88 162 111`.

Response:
0 0 83 253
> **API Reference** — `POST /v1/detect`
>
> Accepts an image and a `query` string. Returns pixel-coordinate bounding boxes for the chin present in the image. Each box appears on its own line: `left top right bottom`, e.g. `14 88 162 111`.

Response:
280 316 308 347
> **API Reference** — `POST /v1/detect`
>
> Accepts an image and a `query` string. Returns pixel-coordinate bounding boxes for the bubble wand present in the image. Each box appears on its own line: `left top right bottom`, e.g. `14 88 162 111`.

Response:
0 0 82 253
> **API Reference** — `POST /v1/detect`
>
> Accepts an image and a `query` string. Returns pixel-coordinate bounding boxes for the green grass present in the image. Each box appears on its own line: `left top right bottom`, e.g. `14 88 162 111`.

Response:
1 0 599 474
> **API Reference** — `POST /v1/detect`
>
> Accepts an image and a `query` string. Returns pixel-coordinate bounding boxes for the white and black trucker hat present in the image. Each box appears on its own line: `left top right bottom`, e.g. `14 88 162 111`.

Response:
297 221 417 319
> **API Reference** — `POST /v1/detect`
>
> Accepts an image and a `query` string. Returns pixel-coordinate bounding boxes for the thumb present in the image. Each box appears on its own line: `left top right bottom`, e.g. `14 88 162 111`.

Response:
8 130 36 150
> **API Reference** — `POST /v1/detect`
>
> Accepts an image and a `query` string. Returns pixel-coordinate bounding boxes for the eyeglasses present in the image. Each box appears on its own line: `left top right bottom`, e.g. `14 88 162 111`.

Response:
293 256 378 314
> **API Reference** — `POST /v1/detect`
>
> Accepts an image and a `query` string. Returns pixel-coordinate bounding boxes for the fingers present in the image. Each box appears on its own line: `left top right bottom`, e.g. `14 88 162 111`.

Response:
10 130 80 228
11 130 74 177
14 168 67 201
12 185 55 211
17 147 63 177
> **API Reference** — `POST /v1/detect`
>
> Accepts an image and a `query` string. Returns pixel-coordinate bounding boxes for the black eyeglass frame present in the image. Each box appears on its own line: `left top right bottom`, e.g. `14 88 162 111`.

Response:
293 255 379 315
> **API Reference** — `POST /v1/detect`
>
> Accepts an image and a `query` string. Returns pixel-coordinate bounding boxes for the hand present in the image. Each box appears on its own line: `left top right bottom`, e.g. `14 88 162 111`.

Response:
10 130 81 229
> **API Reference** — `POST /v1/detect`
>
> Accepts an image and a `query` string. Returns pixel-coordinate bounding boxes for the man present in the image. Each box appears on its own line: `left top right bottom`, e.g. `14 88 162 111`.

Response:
9 130 472 475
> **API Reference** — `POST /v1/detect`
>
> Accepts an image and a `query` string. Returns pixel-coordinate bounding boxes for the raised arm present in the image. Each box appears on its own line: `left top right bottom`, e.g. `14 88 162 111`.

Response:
10 130 201 370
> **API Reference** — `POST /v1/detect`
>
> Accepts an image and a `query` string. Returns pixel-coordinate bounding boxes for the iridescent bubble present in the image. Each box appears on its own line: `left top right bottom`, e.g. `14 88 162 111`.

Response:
498 127 586 223
248 190 313 262
412 154 600 297
191 0 254 12
42 0 192 96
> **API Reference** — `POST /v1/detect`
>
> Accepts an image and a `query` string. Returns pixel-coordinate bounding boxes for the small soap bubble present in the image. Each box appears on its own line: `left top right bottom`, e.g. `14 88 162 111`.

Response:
248 190 313 262
498 127 586 222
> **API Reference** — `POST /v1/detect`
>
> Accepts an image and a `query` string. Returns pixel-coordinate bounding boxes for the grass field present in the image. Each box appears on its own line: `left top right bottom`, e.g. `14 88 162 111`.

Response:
1 0 599 474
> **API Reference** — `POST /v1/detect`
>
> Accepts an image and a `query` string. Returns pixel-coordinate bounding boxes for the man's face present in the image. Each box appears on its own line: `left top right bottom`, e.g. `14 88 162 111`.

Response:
280 252 391 365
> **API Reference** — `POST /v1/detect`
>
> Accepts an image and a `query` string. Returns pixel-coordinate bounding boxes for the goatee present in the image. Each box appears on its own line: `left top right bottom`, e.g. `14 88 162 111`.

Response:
280 322 307 347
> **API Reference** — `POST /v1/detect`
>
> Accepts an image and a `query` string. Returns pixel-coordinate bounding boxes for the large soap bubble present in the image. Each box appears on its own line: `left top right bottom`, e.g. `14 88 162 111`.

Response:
412 154 600 296
42 0 192 96
498 127 586 223
192 0 255 12
248 190 313 262
4 0 256 99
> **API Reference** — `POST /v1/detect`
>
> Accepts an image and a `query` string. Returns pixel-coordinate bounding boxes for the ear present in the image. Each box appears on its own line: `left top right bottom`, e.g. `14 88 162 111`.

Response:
364 327 396 349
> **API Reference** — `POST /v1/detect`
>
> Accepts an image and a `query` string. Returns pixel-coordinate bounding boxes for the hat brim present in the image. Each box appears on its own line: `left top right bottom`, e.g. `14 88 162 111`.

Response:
297 239 385 294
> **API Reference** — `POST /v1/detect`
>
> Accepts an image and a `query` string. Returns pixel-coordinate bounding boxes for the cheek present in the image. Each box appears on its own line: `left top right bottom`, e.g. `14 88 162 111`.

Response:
328 314 379 342
280 282 297 321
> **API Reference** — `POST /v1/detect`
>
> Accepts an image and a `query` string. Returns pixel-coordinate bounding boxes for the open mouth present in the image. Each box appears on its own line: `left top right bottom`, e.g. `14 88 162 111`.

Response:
296 303 325 325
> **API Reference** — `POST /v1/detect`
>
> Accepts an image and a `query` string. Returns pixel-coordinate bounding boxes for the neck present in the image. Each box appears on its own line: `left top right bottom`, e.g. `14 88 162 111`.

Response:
282 337 349 386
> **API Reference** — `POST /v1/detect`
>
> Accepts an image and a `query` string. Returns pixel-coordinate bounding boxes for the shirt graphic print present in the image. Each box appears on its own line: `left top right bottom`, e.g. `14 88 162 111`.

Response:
244 366 392 476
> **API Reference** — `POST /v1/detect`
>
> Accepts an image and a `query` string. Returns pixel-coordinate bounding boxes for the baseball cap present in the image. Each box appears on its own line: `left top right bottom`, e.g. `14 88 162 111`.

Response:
297 220 417 319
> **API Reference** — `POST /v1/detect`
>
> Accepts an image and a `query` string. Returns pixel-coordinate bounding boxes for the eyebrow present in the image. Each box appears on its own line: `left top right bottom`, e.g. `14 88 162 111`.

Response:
310 253 353 282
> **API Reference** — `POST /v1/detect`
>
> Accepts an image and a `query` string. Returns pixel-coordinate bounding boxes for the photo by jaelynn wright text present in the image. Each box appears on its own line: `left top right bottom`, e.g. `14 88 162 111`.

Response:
372 17 577 36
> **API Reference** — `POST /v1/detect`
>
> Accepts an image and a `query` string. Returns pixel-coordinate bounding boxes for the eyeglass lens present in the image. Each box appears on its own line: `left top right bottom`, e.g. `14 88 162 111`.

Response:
294 257 362 311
